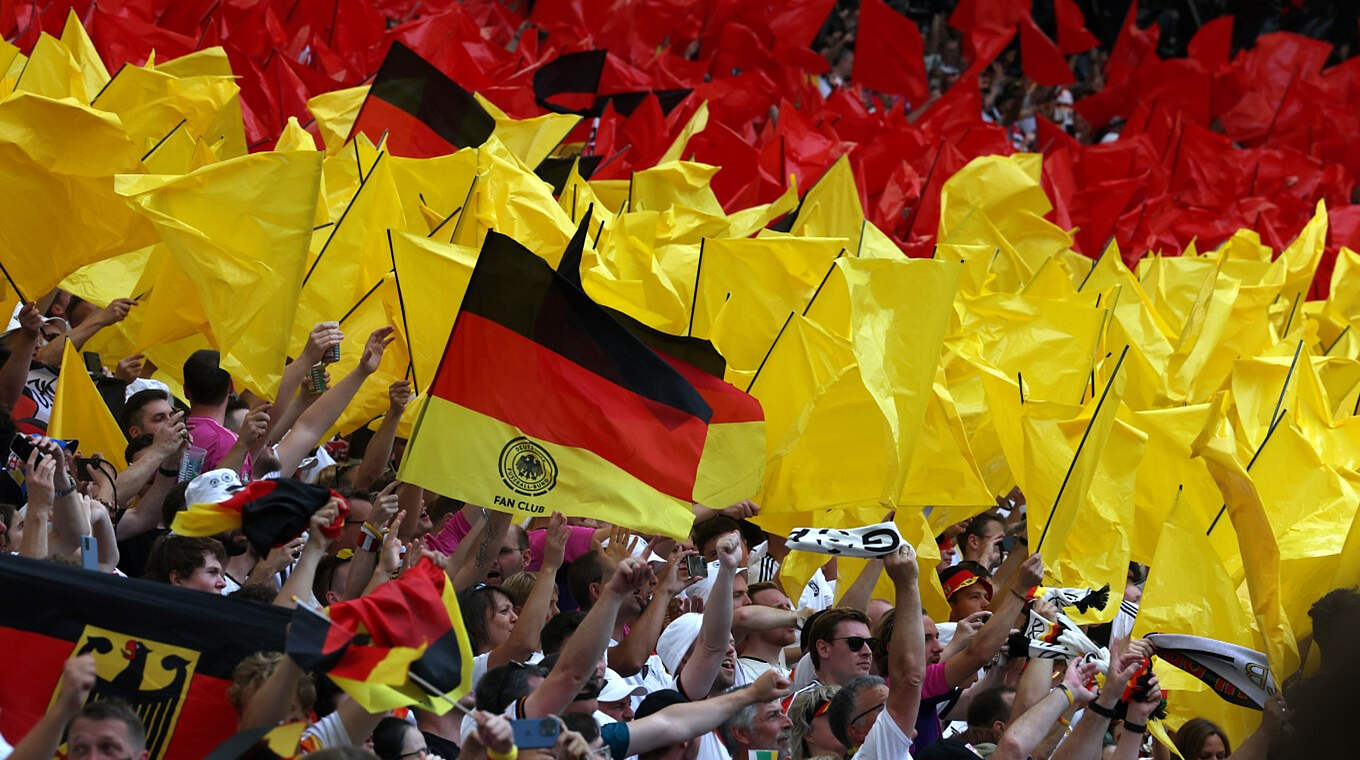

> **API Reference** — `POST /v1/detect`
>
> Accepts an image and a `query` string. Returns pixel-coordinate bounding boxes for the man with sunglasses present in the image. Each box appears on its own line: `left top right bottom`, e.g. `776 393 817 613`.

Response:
824 544 926 760
806 608 876 687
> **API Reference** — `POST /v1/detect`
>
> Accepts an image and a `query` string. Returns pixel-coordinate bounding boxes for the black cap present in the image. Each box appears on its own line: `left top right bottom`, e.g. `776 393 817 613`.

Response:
634 689 687 720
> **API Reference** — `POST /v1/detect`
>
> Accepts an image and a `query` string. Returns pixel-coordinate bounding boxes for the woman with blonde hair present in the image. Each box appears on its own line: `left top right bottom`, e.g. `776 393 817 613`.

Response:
788 683 845 760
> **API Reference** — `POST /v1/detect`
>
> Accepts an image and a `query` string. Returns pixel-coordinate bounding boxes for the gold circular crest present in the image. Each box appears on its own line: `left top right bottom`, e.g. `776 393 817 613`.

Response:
499 437 557 496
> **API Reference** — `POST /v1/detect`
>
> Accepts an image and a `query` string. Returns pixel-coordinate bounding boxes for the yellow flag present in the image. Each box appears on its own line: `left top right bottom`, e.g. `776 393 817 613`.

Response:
1191 393 1300 678
121 152 324 396
791 155 866 254
387 231 477 394
91 57 241 160
152 47 248 160
475 92 580 169
0 92 156 300
49 340 128 469
59 9 110 102
14 33 85 100
659 102 709 164
308 85 369 154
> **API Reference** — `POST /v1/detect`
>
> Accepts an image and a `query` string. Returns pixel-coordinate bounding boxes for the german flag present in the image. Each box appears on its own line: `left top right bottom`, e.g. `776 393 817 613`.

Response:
170 478 348 556
349 41 496 158
203 722 307 760
0 555 290 760
556 207 765 508
397 227 712 539
286 558 473 714
532 49 691 117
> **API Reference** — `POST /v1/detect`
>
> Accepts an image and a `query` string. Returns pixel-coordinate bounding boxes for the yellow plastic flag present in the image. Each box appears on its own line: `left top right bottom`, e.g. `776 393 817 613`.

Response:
791 155 866 254
0 92 156 300
899 371 993 508
583 210 694 334
91 58 241 161
726 177 799 239
308 85 369 154
49 339 128 469
58 9 110 102
1191 392 1300 678
14 33 86 100
121 152 324 396
1275 200 1327 316
276 116 319 152
475 92 580 169
152 47 248 160
938 154 1050 243
462 138 576 258
659 102 709 164
387 231 477 394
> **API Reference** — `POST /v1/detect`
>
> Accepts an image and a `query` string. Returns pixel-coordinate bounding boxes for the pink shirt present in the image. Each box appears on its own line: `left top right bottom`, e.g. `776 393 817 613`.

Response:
426 510 596 569
185 416 238 470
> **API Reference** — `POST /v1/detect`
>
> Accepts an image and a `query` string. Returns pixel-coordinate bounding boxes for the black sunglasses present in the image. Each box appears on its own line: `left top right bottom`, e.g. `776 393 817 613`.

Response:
830 636 879 652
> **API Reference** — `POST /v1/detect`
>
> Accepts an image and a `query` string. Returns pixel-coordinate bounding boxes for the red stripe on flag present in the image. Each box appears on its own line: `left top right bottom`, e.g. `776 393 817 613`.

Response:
351 96 459 158
431 313 707 501
663 357 763 424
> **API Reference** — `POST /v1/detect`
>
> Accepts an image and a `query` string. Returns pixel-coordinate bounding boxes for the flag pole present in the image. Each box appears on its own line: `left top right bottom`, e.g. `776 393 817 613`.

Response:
303 152 386 287
387 230 417 390
802 252 844 317
687 239 704 337
1036 344 1130 553
337 278 386 325
141 119 187 163
1206 409 1286 536
0 258 26 304
449 174 480 244
745 312 796 394
427 206 464 239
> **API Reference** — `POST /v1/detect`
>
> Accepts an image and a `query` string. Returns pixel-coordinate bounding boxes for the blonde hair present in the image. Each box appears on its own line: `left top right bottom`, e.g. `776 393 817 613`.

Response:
228 651 316 714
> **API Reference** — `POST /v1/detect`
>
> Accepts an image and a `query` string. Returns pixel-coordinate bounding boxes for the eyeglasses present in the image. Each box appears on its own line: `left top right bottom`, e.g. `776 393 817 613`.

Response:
397 749 428 759
829 636 880 652
850 700 885 725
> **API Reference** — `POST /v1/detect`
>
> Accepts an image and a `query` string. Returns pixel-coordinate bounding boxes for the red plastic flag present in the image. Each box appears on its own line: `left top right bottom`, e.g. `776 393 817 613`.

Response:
1020 13 1074 86
853 0 928 106
1188 15 1234 67
1054 0 1098 55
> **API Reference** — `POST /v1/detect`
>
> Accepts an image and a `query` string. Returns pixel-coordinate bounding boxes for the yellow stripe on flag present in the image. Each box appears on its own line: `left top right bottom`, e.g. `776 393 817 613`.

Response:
398 395 695 539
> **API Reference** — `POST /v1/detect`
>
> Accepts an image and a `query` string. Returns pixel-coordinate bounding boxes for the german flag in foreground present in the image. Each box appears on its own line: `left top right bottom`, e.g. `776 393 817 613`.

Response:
286 558 473 714
349 41 496 158
0 555 289 760
170 478 347 556
556 208 765 508
397 229 713 539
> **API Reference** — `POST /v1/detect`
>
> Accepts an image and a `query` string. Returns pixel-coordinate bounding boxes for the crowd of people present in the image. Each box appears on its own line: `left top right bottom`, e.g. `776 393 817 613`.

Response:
0 292 1351 760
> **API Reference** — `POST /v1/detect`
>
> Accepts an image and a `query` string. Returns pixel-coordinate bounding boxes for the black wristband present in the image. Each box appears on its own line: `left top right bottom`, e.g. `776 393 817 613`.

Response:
158 466 178 477
1123 720 1147 734
1087 701 1118 719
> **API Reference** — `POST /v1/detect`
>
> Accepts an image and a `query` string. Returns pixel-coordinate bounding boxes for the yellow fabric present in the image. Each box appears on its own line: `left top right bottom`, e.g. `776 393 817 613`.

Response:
308 85 369 154
48 339 129 469
399 395 696 539
475 92 580 169
659 102 709 164
169 500 243 537
790 154 866 254
59 9 110 103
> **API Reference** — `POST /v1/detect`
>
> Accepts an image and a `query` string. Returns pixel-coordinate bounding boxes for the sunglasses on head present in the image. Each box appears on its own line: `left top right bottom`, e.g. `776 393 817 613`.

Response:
830 636 879 652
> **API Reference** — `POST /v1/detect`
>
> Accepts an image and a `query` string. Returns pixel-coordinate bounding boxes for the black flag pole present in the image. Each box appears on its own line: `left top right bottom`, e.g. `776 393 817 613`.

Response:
387 230 417 390
1036 344 1131 554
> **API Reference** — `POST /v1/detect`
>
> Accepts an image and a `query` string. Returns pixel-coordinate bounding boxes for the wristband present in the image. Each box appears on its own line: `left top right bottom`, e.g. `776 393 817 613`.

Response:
487 746 518 760
1123 721 1147 734
1087 700 1118 719
54 479 77 498
158 466 178 477
360 532 380 552
1056 684 1074 708
1011 588 1029 603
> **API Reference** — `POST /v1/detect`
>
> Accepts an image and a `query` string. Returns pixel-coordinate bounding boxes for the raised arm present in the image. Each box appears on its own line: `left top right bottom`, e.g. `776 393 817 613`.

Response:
33 299 135 366
274 498 342 609
8 655 96 760
677 530 741 699
992 661 1099 760
18 450 54 559
625 670 793 755
1109 674 1164 760
350 380 410 492
524 557 653 718
946 552 1044 686
838 558 884 613
267 322 341 445
274 326 395 477
1051 641 1145 760
883 544 926 735
343 484 401 601
450 508 509 591
0 303 41 413
88 498 120 572
37 437 90 556
488 512 568 667
611 546 697 676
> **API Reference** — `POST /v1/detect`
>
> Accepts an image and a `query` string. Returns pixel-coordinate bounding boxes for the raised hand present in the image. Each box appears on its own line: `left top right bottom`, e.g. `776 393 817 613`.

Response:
95 298 137 326
472 710 515 756
541 511 569 571
1062 659 1101 706
605 557 654 596
152 411 190 464
303 321 343 364
720 499 761 520
387 379 414 411
1017 552 1044 588
23 446 56 510
883 543 918 584
113 353 144 382
16 302 42 337
1125 675 1163 723
306 498 343 551
715 530 742 570
56 654 97 716
237 403 271 448
359 326 396 375
371 482 401 527
749 669 793 702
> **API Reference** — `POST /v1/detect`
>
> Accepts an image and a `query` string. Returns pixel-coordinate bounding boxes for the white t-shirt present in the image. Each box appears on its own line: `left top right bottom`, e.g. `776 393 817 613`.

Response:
694 731 732 760
799 568 836 612
737 656 786 682
300 711 351 752
851 710 914 760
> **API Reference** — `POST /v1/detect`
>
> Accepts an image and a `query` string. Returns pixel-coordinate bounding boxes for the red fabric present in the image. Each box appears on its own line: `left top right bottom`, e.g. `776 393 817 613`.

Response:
1054 0 1098 55
1019 13 1074 86
853 0 927 105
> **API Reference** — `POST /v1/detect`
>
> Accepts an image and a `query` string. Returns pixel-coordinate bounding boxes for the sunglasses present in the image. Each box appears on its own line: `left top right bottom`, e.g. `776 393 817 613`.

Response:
830 636 880 652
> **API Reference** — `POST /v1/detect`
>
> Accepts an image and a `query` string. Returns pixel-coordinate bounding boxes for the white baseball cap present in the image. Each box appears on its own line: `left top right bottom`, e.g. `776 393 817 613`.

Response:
597 669 647 703
185 468 244 506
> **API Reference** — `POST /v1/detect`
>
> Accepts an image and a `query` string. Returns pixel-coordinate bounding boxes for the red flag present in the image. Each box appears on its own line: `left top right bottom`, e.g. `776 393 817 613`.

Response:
852 0 927 105
1188 15 1234 67
1107 1 1159 86
1019 13 1074 86
766 0 835 49
1054 0 1098 55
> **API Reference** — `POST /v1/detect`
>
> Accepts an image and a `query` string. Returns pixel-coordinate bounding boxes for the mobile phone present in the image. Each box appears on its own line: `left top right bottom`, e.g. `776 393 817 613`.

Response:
81 535 98 571
83 352 103 375
179 446 207 483
309 362 329 392
1000 535 1018 553
10 434 35 463
686 554 709 579
510 718 560 749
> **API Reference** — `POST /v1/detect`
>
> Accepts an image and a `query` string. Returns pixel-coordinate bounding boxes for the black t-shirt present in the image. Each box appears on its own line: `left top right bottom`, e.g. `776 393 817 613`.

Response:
423 730 460 759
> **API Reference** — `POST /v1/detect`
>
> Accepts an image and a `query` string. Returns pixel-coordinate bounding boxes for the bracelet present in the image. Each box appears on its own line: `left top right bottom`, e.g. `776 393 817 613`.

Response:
487 745 518 760
54 479 77 498
360 532 380 552
1011 588 1029 603
158 466 178 477
1123 721 1147 734
1087 701 1118 719
1056 684 1075 708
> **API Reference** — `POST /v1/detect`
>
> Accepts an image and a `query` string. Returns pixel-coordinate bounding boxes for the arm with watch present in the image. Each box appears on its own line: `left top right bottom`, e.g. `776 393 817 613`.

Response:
1109 672 1164 760
992 660 1100 760
343 483 402 601
1049 640 1146 760
944 552 1045 687
35 438 93 556
986 532 1029 606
